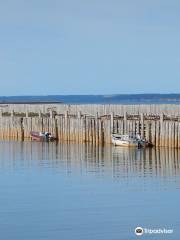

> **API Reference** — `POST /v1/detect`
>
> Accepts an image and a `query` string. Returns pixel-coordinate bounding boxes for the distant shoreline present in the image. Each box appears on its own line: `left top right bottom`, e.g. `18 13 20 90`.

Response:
1 94 180 104
0 101 63 104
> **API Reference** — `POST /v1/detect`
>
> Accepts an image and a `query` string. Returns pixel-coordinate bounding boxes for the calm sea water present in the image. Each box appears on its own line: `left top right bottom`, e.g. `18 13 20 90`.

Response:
2 94 180 104
0 141 179 240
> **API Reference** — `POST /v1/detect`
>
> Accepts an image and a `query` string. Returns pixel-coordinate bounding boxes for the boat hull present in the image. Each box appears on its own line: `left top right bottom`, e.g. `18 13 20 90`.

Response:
112 138 139 147
30 131 56 142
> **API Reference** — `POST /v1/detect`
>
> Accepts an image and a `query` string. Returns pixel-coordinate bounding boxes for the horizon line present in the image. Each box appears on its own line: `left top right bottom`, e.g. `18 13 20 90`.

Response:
1 93 180 97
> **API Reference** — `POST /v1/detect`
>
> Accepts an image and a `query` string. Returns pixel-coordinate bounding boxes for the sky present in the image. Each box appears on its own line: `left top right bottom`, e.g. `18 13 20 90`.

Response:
0 0 180 96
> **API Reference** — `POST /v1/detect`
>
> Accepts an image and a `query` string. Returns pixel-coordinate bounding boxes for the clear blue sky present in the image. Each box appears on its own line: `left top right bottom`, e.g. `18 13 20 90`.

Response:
0 0 180 95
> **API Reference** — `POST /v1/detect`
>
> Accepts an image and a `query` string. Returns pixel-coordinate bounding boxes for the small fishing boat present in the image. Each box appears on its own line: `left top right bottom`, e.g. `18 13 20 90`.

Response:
111 133 151 148
30 131 56 142
112 134 140 147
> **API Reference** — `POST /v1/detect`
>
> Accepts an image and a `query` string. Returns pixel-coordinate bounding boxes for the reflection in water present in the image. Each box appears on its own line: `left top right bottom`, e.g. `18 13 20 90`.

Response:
0 141 180 240
0 141 180 180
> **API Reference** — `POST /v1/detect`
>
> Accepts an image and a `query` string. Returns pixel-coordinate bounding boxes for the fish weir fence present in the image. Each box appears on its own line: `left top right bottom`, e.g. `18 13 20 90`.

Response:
1 104 180 148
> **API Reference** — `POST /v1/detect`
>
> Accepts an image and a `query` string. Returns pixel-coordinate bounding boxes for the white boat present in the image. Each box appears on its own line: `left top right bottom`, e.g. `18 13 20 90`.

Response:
111 134 141 147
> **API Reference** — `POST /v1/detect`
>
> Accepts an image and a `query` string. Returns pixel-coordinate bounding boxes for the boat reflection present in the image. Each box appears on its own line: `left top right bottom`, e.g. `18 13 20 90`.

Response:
0 141 180 179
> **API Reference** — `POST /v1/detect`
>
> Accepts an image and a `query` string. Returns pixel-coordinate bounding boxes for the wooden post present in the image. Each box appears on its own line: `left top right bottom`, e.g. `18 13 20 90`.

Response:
95 112 99 145
65 111 69 141
151 121 156 146
77 111 81 143
124 112 127 134
11 110 14 117
110 112 114 134
83 115 86 142
50 110 53 119
171 122 175 148
77 111 81 119
178 122 180 148
145 121 150 142
156 121 160 147
175 122 178 148
160 113 164 147
140 113 144 138
164 121 168 147
160 113 164 124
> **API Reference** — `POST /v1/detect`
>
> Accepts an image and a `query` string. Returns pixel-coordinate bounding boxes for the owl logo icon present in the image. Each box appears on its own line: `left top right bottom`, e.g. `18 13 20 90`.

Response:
135 227 144 236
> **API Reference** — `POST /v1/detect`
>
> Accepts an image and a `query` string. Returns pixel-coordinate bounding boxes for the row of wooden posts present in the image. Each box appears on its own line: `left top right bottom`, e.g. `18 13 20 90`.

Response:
0 111 180 148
